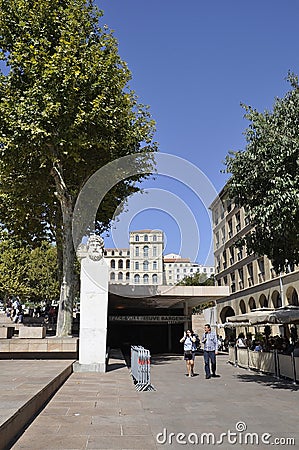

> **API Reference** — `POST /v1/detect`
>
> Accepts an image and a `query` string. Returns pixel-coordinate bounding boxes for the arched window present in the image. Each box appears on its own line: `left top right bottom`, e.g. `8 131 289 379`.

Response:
126 272 130 281
110 272 115 281
143 274 149 284
135 261 139 270
153 246 157 257
118 272 123 281
135 235 139 242
119 250 122 256
126 259 130 269
143 246 149 257
110 259 115 269
144 234 148 241
153 235 157 242
118 259 123 269
134 274 140 284
143 260 149 271
153 261 157 270
127 250 130 256
135 246 139 257
111 250 115 256
152 274 158 284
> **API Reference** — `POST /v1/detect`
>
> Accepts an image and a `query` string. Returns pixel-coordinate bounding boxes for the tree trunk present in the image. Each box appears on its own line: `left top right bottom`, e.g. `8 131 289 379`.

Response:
51 162 76 337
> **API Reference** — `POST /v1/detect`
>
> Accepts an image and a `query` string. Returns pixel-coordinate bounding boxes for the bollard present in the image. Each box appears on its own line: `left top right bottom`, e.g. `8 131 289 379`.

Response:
274 349 280 379
234 345 238 367
291 352 297 386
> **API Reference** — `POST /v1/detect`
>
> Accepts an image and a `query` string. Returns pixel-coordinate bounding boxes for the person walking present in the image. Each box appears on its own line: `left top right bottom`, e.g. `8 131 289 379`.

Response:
180 329 197 377
202 324 219 379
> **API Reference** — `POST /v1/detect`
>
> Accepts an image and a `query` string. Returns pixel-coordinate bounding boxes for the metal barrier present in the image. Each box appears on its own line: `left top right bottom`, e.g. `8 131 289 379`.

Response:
131 345 155 391
230 347 298 384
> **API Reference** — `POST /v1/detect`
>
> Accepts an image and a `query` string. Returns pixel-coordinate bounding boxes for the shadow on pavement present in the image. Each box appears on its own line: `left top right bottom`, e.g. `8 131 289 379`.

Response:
151 354 183 365
235 372 299 392
106 362 127 372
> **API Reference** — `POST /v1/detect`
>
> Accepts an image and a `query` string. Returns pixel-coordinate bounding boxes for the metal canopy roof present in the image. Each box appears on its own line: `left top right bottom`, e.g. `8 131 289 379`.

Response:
108 284 229 310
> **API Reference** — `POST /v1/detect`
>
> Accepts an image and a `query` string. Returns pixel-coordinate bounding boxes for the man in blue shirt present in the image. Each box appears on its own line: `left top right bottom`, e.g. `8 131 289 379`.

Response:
202 324 219 379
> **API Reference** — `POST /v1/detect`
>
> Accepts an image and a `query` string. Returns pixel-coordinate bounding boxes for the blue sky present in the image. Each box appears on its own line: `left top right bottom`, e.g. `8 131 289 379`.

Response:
98 0 299 263
2 1 299 264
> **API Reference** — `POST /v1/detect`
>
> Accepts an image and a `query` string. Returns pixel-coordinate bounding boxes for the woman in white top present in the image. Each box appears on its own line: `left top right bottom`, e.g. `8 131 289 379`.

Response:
180 330 197 377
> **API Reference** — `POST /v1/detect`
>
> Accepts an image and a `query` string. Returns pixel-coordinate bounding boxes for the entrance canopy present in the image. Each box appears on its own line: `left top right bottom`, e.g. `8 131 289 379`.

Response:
222 306 299 327
109 284 229 310
226 308 274 326
266 306 299 325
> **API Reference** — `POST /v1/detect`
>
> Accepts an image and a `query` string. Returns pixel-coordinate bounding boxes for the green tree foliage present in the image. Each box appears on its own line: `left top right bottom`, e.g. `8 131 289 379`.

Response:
0 233 31 300
0 233 59 302
225 74 299 272
0 0 157 335
179 273 215 286
27 242 60 302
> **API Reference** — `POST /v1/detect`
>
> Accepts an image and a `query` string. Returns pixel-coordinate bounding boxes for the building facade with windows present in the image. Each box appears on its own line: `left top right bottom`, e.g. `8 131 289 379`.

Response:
163 253 215 285
210 187 299 326
129 230 164 285
104 248 131 284
103 230 214 286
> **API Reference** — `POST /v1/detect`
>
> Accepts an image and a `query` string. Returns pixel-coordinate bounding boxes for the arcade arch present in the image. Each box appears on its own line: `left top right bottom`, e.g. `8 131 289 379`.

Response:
248 297 256 311
220 306 235 324
286 286 299 306
259 294 268 308
271 290 282 308
239 299 246 314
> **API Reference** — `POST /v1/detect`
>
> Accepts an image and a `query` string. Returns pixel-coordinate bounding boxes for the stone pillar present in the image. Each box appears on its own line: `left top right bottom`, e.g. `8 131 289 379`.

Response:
167 323 172 352
183 301 189 331
74 235 109 373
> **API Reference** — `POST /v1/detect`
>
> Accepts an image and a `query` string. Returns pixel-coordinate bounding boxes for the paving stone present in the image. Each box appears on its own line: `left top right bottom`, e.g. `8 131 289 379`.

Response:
4 354 299 450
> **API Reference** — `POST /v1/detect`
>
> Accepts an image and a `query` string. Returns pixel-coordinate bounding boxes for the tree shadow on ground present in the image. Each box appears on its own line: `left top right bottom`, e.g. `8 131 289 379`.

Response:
151 354 183 365
235 371 299 392
106 361 127 372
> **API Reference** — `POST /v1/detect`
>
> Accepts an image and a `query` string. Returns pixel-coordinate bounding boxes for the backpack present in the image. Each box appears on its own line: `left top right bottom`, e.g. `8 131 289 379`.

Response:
194 334 201 350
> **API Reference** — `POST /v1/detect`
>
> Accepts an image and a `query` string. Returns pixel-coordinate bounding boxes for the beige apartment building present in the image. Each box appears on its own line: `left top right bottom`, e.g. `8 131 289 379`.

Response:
210 187 299 326
103 230 214 286
103 230 164 285
129 230 164 285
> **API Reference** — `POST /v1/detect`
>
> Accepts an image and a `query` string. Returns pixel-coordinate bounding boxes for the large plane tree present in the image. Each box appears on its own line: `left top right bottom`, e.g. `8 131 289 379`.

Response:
0 0 157 335
225 74 299 272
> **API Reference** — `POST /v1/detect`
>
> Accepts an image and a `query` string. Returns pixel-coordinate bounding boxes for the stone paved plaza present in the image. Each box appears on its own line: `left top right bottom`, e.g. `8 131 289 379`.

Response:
1 353 298 449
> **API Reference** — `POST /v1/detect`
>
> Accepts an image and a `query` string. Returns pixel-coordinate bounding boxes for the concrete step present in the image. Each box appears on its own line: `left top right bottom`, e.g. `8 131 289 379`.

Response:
0 337 79 359
0 360 73 450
